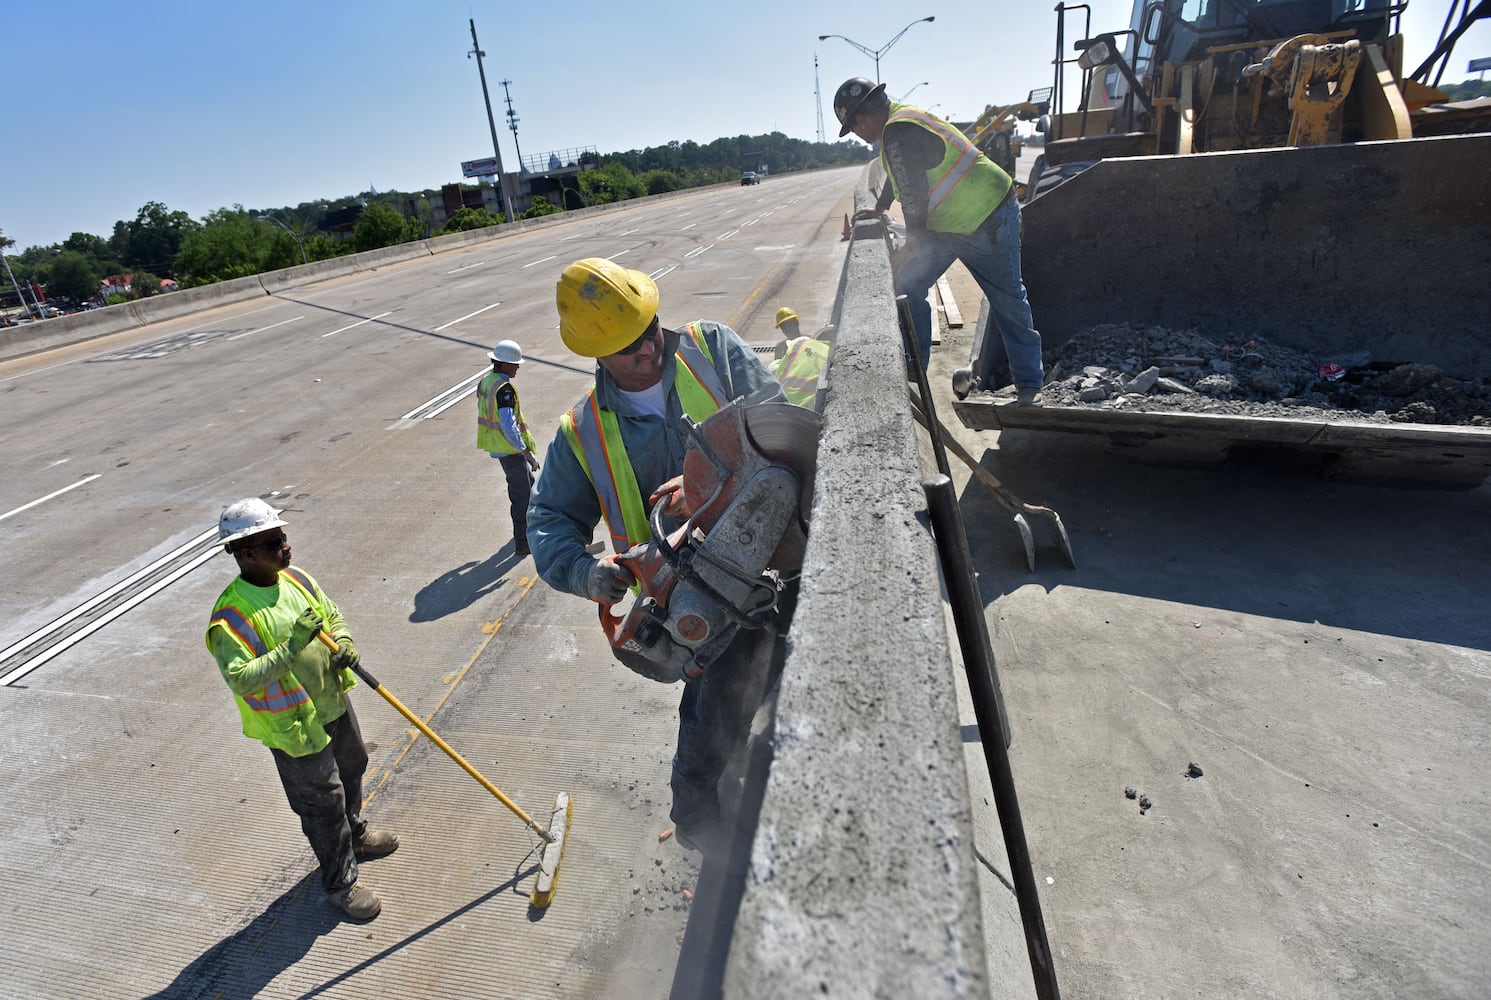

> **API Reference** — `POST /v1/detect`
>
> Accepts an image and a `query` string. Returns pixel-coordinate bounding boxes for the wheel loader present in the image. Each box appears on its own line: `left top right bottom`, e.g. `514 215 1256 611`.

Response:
951 0 1491 487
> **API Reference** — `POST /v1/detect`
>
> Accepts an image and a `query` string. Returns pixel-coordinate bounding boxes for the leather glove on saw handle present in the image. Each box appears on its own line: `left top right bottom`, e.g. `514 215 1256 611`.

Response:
586 555 635 605
286 608 324 654
331 637 360 671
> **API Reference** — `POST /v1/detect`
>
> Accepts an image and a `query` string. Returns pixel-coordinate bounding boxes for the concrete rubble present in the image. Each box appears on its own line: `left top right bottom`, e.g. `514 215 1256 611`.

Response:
1039 322 1491 426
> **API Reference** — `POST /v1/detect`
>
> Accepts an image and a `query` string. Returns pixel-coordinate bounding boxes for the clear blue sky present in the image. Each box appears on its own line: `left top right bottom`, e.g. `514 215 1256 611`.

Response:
2 0 1485 250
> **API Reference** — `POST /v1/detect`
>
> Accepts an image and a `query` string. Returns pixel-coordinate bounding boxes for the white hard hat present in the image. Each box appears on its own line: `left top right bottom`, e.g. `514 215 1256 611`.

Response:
489 340 523 364
219 497 288 545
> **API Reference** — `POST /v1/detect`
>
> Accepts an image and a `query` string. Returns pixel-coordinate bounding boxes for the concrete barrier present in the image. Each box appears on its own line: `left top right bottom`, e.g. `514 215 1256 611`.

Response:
722 184 996 997
0 178 791 364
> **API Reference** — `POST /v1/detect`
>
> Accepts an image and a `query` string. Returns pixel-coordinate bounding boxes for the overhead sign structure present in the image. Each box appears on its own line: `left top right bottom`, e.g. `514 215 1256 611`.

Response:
461 156 502 178
1469 57 1491 73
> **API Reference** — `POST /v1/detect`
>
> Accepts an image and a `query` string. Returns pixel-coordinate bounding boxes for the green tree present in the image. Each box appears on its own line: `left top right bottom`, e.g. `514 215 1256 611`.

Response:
440 206 505 232
131 271 163 298
173 208 290 286
112 201 199 278
580 162 645 205
47 250 103 302
352 202 419 251
639 169 682 195
519 196 561 220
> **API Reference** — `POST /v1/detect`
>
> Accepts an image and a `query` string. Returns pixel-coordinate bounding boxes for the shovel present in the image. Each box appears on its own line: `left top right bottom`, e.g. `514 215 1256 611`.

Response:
907 395 1077 571
316 632 573 908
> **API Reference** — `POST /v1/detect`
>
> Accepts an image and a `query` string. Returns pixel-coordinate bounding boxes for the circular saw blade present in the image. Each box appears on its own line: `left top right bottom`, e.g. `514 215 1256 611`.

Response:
743 403 822 519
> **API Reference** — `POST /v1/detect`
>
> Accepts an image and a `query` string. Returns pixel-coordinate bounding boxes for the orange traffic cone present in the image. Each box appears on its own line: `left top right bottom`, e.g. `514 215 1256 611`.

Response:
841 213 852 241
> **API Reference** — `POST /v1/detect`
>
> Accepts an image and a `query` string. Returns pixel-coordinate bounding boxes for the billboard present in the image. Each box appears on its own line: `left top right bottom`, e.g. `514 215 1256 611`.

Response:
461 156 502 178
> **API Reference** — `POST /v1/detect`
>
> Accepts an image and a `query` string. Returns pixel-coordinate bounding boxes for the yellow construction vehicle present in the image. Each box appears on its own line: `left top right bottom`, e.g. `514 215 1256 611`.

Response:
953 0 1491 487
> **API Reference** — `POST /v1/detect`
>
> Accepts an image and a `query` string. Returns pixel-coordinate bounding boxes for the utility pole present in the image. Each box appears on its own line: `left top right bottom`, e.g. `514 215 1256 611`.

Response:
500 79 526 175
814 53 826 143
1 249 36 319
468 19 516 224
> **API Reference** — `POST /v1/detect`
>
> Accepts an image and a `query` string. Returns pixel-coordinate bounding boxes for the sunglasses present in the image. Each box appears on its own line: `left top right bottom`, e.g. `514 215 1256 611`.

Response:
245 534 288 551
612 319 661 356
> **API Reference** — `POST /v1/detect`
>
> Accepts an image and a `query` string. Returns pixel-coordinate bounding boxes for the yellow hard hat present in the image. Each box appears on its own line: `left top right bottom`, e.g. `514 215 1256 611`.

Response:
774 307 799 329
556 257 660 358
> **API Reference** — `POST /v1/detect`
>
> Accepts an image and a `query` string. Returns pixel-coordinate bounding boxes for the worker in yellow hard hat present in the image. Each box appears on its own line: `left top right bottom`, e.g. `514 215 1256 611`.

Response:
835 76 1045 405
476 339 539 557
774 306 801 339
528 257 788 857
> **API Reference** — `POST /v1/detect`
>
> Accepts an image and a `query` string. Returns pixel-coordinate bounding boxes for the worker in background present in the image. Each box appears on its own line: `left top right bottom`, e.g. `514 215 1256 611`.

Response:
206 499 399 921
528 257 787 856
835 77 1045 406
774 306 803 340
477 339 540 557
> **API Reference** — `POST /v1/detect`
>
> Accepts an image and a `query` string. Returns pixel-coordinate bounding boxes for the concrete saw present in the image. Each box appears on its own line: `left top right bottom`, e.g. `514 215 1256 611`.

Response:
600 398 821 684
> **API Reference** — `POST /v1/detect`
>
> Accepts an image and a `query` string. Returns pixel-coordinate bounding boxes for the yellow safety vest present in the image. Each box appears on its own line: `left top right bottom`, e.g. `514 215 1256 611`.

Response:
206 567 355 756
476 371 536 455
882 102 1011 234
559 322 727 551
771 337 831 407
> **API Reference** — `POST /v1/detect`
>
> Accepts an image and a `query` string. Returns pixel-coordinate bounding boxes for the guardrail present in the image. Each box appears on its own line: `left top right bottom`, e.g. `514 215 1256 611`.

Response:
710 174 1031 998
0 182 735 365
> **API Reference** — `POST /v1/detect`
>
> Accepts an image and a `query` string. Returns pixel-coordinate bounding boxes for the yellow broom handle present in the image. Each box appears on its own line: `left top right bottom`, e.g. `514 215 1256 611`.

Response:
317 632 546 837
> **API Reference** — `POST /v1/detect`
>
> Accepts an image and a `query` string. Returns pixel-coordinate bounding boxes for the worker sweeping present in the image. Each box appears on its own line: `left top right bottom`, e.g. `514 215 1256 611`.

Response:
205 498 399 921
835 76 1045 405
528 257 793 857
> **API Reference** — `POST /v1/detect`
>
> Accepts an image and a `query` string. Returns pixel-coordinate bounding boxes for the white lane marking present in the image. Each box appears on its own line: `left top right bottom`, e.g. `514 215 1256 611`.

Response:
0 474 103 523
522 255 558 269
679 223 697 231
446 259 491 274
618 228 639 236
561 232 589 241
741 219 759 228
0 302 289 383
648 265 677 281
1 545 222 686
433 302 501 331
683 245 714 259
400 368 488 420
227 316 304 341
717 229 740 240
321 311 393 338
0 526 217 665
609 248 633 259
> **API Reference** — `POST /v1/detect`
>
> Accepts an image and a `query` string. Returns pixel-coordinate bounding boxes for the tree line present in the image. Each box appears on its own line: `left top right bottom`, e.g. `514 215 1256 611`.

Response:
2 132 869 307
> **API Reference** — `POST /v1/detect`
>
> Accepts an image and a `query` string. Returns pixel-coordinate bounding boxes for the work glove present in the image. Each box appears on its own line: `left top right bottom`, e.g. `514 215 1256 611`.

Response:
332 636 360 672
287 607 324 654
525 451 540 472
585 556 634 605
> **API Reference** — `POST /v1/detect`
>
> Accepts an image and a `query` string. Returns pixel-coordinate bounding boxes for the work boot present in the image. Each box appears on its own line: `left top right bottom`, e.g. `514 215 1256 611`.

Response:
513 539 531 557
354 829 400 861
1013 386 1043 407
328 883 382 920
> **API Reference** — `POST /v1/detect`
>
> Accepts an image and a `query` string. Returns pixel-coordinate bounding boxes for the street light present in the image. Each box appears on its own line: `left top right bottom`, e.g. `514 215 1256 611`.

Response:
257 214 307 265
819 16 935 83
899 81 930 101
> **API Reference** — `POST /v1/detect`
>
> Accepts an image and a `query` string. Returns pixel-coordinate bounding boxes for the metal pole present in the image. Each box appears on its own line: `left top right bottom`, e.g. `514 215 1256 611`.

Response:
2 251 36 319
469 19 516 224
501 79 525 174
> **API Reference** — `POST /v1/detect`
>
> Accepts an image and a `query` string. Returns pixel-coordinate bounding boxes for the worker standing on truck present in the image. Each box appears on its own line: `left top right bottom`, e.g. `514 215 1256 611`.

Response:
835 77 1045 405
477 339 540 557
527 257 788 856
205 498 399 921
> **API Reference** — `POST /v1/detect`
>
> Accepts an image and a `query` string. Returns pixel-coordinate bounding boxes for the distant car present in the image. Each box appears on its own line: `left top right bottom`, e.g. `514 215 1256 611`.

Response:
740 171 759 186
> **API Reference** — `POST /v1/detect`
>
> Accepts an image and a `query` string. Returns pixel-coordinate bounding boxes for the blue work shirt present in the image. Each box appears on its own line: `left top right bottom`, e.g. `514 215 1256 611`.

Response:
528 321 783 599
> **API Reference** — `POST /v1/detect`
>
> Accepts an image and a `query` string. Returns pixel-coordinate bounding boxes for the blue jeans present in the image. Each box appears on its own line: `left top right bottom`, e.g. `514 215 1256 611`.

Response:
894 195 1044 388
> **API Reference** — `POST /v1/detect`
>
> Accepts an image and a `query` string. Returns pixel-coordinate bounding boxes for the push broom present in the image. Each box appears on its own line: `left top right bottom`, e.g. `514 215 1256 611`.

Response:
316 632 572 907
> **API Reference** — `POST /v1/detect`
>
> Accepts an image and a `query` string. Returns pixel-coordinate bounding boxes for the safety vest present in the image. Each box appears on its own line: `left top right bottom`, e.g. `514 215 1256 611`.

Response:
882 102 1011 235
559 322 727 551
771 337 831 407
476 371 536 455
206 567 353 756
